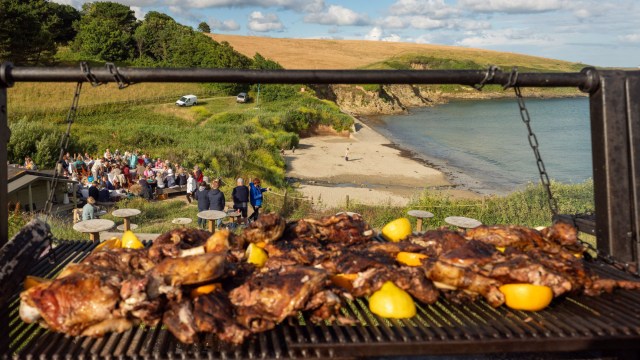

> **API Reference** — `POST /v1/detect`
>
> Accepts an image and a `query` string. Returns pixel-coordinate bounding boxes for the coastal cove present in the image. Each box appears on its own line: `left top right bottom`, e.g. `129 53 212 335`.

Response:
364 97 592 195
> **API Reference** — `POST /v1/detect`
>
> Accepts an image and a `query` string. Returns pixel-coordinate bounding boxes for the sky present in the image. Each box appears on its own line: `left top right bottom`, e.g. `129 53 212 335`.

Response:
53 0 640 68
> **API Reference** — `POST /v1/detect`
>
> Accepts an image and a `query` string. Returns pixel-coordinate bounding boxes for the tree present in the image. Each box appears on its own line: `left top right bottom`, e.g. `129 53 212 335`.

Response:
197 21 211 33
72 1 138 61
0 0 57 64
47 2 81 44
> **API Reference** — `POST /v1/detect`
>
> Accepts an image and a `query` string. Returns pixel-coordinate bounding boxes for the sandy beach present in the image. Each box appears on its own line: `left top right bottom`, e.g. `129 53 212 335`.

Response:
285 118 479 208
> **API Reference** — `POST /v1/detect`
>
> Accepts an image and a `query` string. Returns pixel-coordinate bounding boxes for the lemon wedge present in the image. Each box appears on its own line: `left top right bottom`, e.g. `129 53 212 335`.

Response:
396 252 427 266
190 283 220 298
381 218 412 242
499 284 553 311
246 243 268 267
330 273 358 291
369 281 416 318
92 237 121 253
121 230 144 249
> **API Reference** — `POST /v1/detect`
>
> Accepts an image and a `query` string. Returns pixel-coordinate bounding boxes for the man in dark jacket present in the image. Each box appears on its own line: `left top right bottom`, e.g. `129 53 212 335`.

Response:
88 181 100 200
231 178 249 225
195 181 210 228
207 179 226 228
138 176 152 200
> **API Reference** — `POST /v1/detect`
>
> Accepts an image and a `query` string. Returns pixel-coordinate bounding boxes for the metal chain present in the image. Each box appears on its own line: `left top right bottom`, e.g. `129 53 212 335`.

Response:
513 85 559 216
578 236 640 277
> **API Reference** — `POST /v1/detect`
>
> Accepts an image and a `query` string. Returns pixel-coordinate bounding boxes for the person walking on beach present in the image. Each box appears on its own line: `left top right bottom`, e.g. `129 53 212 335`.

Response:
232 178 249 225
249 177 269 222
345 147 349 161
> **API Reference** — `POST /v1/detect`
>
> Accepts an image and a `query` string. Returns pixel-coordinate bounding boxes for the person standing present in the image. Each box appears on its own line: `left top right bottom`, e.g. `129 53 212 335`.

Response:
194 165 203 184
207 180 226 228
345 147 349 161
232 178 249 225
195 181 210 228
186 172 197 203
249 177 269 222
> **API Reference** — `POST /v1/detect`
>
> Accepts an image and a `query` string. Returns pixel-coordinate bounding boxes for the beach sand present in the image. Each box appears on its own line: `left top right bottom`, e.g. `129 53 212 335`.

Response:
285 118 480 208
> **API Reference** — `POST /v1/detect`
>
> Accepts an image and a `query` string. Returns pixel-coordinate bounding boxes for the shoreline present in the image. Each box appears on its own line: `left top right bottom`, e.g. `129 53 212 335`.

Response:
284 116 482 208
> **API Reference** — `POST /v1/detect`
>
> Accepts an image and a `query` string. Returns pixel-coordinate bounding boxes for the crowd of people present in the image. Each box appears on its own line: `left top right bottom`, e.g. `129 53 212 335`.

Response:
41 149 271 226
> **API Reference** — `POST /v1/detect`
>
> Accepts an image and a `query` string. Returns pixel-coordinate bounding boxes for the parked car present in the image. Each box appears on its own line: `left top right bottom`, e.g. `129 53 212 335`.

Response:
236 92 249 103
176 95 197 106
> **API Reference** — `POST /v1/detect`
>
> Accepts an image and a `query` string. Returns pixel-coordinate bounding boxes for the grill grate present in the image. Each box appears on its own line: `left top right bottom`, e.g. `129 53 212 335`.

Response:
5 241 640 359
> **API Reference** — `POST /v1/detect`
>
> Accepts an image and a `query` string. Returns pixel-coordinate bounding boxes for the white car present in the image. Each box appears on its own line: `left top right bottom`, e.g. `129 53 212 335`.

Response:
176 95 197 106
236 92 248 103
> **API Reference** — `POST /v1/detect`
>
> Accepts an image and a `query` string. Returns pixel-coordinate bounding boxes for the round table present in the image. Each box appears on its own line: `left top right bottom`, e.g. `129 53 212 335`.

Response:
444 216 482 230
197 210 227 233
112 208 141 232
336 211 361 217
407 210 434 232
73 219 115 243
172 217 193 226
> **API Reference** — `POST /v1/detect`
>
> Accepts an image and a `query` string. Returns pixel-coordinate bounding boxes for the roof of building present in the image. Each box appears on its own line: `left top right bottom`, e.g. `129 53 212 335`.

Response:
7 165 76 194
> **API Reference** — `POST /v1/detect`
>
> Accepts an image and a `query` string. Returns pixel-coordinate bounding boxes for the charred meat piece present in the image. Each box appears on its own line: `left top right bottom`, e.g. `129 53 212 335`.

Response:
239 213 286 246
424 260 504 307
489 254 574 296
283 213 373 246
119 276 165 325
321 248 395 275
193 289 250 344
465 225 546 249
405 230 468 258
541 221 579 247
305 289 342 322
229 266 328 332
81 248 157 276
263 238 325 267
20 271 124 336
163 299 198 344
149 228 211 261
439 240 499 268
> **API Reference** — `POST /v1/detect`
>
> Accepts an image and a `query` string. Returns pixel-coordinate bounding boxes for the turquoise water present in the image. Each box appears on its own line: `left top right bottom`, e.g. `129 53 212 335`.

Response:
374 97 592 194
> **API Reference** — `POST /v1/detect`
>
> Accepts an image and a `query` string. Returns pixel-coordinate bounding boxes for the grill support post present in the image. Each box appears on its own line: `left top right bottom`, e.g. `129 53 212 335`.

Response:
0 71 9 248
589 70 640 263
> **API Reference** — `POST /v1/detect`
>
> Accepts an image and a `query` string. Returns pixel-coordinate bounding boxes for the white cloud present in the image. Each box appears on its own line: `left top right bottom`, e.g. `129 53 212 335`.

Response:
130 6 146 20
248 11 285 32
364 26 402 42
458 0 564 14
456 29 553 47
209 18 241 31
390 0 459 18
304 5 370 26
619 33 640 43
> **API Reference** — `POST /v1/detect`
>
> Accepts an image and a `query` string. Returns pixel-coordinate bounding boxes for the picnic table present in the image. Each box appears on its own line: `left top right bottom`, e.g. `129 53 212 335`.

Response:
172 217 193 226
73 219 115 243
112 208 141 232
407 210 434 232
444 216 482 230
197 210 227 233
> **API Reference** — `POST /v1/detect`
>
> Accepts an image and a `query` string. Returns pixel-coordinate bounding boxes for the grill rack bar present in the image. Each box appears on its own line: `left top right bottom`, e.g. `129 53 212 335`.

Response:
5 240 640 359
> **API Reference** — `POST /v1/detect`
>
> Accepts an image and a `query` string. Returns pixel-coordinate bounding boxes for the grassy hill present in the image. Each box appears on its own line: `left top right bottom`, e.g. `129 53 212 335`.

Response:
209 34 586 72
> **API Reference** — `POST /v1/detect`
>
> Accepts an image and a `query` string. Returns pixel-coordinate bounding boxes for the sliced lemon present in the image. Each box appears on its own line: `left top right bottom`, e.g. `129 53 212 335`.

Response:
92 237 121 253
121 230 144 249
190 283 220 298
496 246 506 253
256 241 267 249
24 275 51 290
330 273 358 291
246 243 268 267
381 218 412 242
369 281 416 319
499 283 553 311
396 252 427 266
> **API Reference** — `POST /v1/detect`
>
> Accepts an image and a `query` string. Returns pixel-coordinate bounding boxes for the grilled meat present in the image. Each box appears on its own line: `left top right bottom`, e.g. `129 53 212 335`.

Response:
239 213 286 246
283 213 374 247
149 228 211 261
163 299 198 344
193 289 250 344
229 266 328 332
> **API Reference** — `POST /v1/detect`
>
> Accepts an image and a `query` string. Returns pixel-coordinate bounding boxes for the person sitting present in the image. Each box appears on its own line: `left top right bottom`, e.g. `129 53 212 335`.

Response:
232 178 249 225
155 158 164 169
144 164 155 179
82 196 98 220
88 181 100 200
176 167 188 186
102 175 115 190
166 168 176 187
138 175 152 200
156 172 165 189
98 185 110 203
207 180 226 228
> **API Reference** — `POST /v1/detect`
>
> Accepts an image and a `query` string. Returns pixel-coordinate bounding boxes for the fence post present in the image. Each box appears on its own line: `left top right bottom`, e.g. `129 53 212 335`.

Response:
281 189 288 214
346 195 350 210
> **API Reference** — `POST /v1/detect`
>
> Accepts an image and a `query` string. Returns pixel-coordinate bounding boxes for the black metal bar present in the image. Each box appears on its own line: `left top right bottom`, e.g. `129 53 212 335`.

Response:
589 71 636 262
0 83 7 249
4 65 592 87
626 73 640 265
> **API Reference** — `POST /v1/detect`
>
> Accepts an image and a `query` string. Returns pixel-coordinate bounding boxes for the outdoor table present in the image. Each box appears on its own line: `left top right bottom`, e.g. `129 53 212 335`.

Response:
226 210 242 225
407 210 434 232
336 211 361 217
172 217 193 227
73 219 115 243
444 216 482 230
112 208 141 232
197 210 227 233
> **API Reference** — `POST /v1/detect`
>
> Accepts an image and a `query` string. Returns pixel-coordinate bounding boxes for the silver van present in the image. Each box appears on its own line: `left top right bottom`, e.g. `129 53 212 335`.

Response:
176 95 197 106
236 92 248 103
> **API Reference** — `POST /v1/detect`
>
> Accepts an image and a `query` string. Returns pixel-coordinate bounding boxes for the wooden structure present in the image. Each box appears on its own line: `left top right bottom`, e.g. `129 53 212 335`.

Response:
7 165 78 213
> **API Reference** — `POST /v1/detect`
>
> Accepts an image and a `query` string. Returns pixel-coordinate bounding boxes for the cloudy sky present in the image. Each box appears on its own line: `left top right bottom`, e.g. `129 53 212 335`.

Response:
55 0 640 67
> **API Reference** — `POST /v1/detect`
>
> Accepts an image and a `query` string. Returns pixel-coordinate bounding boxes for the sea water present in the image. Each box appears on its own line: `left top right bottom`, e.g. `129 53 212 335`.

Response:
373 97 591 194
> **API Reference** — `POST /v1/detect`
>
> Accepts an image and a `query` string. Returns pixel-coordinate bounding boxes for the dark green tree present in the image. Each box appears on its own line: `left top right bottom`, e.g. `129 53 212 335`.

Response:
252 53 283 70
47 2 81 44
0 0 58 64
197 21 211 33
72 1 138 61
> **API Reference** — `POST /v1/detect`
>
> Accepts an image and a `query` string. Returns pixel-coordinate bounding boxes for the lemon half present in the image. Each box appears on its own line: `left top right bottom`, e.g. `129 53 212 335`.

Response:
369 281 416 318
381 218 412 242
121 231 144 249
499 283 553 311
246 243 268 267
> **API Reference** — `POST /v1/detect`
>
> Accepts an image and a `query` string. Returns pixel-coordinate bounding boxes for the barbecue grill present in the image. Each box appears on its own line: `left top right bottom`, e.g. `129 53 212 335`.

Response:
1 64 640 358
